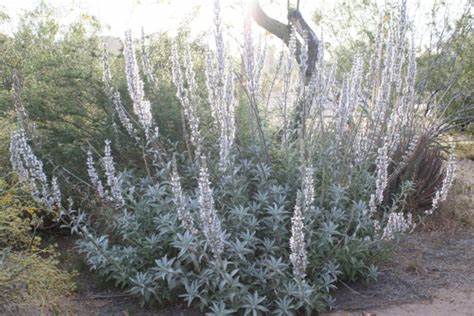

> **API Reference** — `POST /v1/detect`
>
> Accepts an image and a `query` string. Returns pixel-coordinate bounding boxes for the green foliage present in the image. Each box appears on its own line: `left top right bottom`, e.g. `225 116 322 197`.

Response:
416 13 473 121
75 155 383 313
0 4 110 179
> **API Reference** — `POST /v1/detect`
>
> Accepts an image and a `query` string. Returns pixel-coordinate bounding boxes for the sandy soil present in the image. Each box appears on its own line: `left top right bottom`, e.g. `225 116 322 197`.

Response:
326 230 474 316
329 288 474 316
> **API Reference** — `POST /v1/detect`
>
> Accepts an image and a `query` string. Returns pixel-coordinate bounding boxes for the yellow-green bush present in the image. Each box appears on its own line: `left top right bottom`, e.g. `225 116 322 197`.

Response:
0 179 75 314
0 180 42 249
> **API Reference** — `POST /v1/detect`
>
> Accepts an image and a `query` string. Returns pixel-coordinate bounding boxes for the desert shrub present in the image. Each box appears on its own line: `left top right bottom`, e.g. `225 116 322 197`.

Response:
0 4 201 182
7 0 460 313
0 4 110 183
0 179 75 314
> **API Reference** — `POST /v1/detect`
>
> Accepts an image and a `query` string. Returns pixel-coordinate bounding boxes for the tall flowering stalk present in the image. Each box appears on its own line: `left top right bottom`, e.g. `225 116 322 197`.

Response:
171 41 202 158
10 129 61 210
425 147 456 215
391 34 417 146
242 14 266 99
242 13 271 162
368 140 390 216
111 91 138 141
86 149 105 198
50 176 62 209
205 0 236 170
393 0 408 93
375 140 389 204
336 54 363 144
124 30 154 136
289 193 308 280
171 160 198 235
197 157 225 258
279 29 299 150
102 47 139 142
102 140 125 207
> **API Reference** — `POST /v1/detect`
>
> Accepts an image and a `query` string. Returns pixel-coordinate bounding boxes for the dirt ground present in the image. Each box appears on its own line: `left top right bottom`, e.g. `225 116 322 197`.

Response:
326 229 474 316
54 159 473 315
327 158 474 316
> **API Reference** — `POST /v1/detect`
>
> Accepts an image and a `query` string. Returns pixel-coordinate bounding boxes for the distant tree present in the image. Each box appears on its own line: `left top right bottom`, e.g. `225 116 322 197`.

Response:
416 3 473 129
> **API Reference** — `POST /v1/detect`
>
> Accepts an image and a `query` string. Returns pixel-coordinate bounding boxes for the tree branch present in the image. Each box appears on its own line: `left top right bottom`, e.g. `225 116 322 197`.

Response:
249 0 291 44
288 8 319 80
249 0 319 81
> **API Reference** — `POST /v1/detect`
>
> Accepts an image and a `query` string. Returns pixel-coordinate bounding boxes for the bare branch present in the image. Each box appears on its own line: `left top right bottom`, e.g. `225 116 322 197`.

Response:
249 0 291 45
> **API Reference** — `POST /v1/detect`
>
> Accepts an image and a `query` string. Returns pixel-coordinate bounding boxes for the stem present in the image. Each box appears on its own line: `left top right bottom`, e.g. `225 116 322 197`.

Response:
142 145 152 178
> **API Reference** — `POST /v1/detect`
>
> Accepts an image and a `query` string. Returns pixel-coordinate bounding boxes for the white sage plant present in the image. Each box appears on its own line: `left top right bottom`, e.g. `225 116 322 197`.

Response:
8 0 461 313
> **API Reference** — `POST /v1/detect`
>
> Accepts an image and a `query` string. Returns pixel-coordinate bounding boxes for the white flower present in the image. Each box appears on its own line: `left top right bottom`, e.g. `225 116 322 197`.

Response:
368 193 377 215
375 140 389 204
171 41 202 157
10 128 60 210
50 176 62 209
171 160 197 235
242 15 266 97
86 150 105 198
112 91 138 141
301 165 315 213
102 140 124 207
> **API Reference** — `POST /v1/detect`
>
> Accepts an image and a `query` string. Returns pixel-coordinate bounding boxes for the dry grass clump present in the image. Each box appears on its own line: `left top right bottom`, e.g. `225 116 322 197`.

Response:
0 250 76 314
